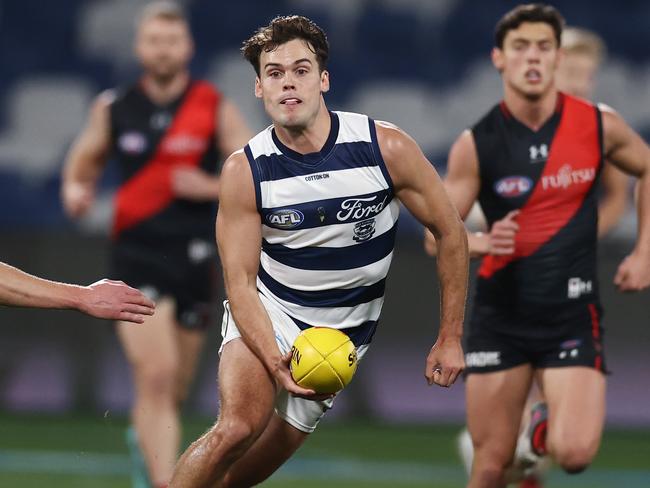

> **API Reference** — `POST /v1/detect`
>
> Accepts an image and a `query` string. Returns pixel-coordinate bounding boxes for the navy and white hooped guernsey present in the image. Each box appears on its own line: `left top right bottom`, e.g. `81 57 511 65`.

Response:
243 111 399 347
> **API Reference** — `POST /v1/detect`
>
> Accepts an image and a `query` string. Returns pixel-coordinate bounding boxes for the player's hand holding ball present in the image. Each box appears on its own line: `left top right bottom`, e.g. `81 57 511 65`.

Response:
290 327 358 395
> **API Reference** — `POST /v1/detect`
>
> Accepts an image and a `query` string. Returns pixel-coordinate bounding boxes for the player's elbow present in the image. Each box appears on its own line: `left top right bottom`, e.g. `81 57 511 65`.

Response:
437 218 468 252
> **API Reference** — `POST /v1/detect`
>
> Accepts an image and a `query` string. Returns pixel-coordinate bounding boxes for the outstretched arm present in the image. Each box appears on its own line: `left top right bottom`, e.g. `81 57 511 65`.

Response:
600 105 650 290
0 261 155 323
376 122 468 388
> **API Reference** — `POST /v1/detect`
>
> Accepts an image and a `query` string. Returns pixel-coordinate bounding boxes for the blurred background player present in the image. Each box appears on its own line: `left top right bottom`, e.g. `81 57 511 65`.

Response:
451 24 632 488
429 3 650 488
0 260 154 322
169 15 468 487
61 1 251 487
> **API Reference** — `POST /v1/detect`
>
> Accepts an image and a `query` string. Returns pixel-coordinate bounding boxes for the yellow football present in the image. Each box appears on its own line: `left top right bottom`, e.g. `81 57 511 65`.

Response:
290 327 358 394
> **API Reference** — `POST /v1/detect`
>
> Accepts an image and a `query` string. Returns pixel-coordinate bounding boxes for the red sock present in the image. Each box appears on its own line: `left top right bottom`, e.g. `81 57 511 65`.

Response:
531 419 548 455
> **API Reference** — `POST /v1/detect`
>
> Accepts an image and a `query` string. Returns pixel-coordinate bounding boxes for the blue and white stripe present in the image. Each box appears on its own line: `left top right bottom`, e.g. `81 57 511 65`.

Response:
245 111 399 345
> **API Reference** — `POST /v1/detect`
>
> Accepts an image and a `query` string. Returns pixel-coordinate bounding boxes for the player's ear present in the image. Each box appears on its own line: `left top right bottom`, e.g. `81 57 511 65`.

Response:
491 47 504 72
254 76 262 99
320 70 330 93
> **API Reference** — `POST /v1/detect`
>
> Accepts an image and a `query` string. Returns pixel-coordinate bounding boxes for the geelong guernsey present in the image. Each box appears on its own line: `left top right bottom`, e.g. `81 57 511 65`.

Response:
244 111 399 346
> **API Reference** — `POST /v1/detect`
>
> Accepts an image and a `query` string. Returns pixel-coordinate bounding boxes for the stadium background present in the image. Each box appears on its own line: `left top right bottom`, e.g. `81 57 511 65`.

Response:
0 0 649 486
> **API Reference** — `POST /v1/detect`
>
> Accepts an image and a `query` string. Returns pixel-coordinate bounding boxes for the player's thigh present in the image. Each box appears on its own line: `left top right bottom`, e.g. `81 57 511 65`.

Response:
217 338 277 431
223 414 309 487
466 364 534 456
538 366 606 453
117 296 179 377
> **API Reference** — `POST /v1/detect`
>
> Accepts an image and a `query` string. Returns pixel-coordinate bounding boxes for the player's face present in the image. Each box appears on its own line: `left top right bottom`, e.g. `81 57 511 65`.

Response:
492 22 559 101
255 38 330 130
555 51 598 99
135 17 193 81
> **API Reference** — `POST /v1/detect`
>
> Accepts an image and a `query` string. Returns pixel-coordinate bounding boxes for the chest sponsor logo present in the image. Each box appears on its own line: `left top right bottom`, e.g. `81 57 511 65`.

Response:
465 351 501 368
353 218 376 242
494 176 532 198
337 195 388 222
266 209 304 229
118 132 147 155
163 134 208 155
542 164 596 191
529 143 549 163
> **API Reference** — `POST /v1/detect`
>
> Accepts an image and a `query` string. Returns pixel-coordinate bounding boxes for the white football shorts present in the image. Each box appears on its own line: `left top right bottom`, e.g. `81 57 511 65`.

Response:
220 293 368 433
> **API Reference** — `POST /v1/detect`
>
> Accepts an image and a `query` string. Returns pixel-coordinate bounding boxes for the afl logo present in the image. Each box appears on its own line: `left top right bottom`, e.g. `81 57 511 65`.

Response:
118 132 147 154
494 176 532 198
266 209 304 229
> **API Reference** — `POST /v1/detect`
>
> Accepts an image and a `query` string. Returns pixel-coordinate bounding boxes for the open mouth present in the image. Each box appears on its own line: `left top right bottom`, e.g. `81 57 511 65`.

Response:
525 69 541 82
280 97 302 105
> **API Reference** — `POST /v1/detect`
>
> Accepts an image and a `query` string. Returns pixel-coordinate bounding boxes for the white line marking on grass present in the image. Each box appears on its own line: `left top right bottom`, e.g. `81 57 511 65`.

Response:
1 449 649 487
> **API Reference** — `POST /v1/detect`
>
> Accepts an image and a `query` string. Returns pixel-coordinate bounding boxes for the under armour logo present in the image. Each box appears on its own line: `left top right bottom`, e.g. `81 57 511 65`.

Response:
529 144 548 163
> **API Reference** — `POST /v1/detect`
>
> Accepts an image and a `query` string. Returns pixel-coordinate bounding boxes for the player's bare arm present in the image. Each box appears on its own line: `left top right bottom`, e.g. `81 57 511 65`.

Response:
376 121 468 388
217 151 320 398
425 130 519 258
601 105 650 290
0 261 155 323
171 99 253 202
597 163 629 237
61 92 112 218
218 98 253 156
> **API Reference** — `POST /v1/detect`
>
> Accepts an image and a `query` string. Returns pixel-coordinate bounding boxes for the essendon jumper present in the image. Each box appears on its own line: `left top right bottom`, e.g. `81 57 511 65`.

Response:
109 80 221 243
472 93 604 305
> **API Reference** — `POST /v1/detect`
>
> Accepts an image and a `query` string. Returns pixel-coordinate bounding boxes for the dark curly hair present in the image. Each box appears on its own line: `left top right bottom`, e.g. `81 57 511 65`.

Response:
495 4 565 49
242 15 329 76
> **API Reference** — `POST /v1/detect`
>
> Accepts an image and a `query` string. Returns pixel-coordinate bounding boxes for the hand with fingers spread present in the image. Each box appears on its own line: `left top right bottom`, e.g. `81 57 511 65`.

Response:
487 209 520 255
273 351 335 402
613 252 650 292
425 336 465 388
78 279 155 323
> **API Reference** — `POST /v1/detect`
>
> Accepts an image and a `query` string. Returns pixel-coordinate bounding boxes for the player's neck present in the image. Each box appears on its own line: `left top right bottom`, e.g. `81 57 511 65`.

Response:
274 100 331 155
503 87 558 131
140 72 190 106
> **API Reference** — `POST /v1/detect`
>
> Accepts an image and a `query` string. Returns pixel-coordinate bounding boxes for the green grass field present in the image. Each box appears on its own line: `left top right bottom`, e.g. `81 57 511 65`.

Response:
0 413 648 487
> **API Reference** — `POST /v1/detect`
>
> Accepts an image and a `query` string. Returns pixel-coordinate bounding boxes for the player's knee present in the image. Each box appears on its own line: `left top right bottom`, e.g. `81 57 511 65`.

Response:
136 360 178 398
552 443 596 474
473 465 506 485
173 379 191 406
472 457 509 485
212 418 257 460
